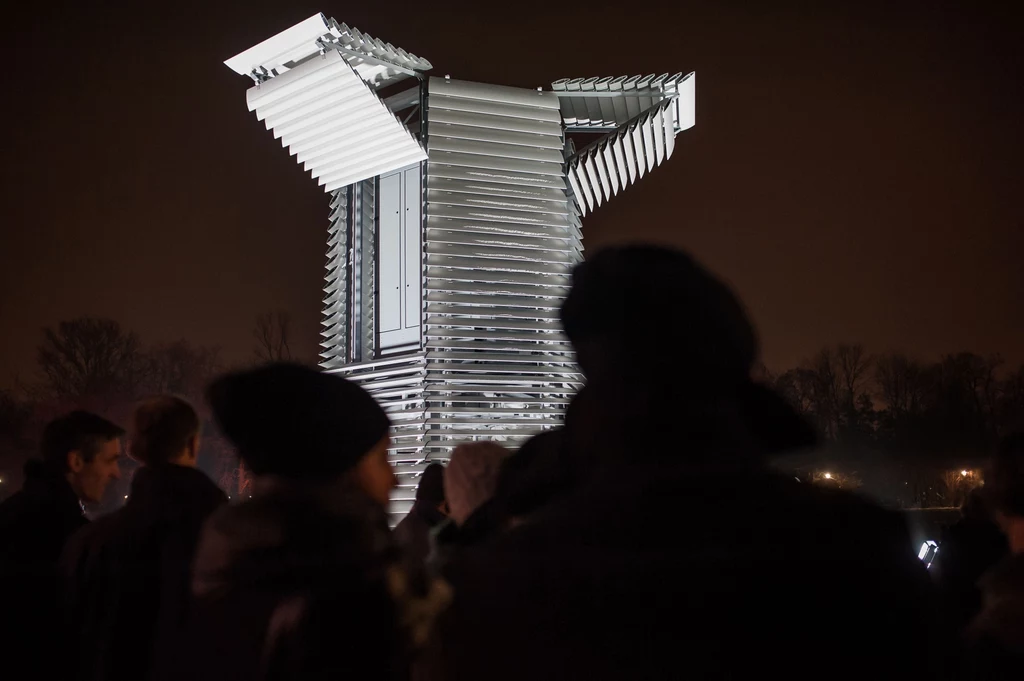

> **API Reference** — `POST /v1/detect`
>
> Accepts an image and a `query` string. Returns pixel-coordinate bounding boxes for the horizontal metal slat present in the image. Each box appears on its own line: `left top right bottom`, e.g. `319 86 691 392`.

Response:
426 304 562 321
426 204 570 229
424 277 569 296
426 242 570 265
430 123 564 150
425 267 570 288
428 108 563 137
427 151 563 178
426 189 569 217
429 137 565 165
426 316 563 333
426 216 575 241
425 350 578 365
427 361 580 375
425 291 564 309
424 395 572 406
426 176 568 204
426 229 572 253
426 339 574 353
428 406 568 416
428 92 563 122
424 327 568 342
427 164 566 189
426 417 563 428
427 255 571 276
429 79 561 111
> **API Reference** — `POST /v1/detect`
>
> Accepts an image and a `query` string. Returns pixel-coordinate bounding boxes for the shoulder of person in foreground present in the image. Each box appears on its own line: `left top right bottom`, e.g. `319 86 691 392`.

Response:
968 554 1024 653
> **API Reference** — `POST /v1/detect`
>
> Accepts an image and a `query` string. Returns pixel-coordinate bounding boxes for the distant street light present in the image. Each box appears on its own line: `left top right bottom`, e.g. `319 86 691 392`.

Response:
961 470 969 477
824 473 832 480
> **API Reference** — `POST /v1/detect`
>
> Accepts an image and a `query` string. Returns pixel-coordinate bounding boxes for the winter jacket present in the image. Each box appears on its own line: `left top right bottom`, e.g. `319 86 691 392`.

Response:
932 514 1009 631
160 477 450 681
428 456 952 681
60 463 227 681
0 461 87 679
966 553 1024 678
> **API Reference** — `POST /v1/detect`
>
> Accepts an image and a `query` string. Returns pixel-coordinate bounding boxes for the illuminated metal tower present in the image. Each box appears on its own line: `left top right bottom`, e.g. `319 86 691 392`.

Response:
225 13 695 514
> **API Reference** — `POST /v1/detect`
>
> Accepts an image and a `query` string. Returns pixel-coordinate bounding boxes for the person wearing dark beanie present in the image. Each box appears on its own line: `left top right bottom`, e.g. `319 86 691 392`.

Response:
206 362 395 502
160 364 450 681
429 245 948 681
559 244 815 461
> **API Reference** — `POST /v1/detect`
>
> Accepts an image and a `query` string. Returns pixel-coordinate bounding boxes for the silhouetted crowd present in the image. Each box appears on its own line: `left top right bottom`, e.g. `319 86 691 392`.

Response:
1 245 1022 680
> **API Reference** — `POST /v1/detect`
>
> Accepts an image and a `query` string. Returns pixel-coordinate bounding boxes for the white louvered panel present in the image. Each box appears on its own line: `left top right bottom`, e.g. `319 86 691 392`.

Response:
653 107 667 165
622 75 642 118
610 133 629 184
620 127 639 184
602 142 620 196
243 50 426 194
640 114 657 172
428 93 562 123
630 122 647 179
328 353 432 521
608 76 631 122
320 188 350 369
570 163 594 212
678 72 696 131
566 169 587 217
580 78 603 125
582 156 603 207
664 103 677 159
636 74 656 113
549 72 694 131
420 77 582 463
595 77 617 125
594 147 613 200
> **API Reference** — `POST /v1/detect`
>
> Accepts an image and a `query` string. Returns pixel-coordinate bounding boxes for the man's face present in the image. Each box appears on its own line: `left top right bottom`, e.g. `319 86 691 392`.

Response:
68 438 122 504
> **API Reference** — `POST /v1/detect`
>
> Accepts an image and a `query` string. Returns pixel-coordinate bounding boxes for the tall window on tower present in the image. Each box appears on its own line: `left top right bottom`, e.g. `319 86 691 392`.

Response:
377 163 423 354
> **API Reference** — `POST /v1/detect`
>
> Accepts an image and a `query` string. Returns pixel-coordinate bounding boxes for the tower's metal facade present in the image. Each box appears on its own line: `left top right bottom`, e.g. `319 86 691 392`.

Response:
225 13 695 515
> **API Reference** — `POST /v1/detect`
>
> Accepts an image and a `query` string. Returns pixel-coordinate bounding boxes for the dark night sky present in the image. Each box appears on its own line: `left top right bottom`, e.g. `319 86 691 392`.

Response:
1 0 1021 387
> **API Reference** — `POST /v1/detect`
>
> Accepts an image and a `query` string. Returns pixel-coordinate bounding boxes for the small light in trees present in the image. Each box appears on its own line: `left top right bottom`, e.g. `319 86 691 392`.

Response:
824 473 832 480
961 470 969 477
